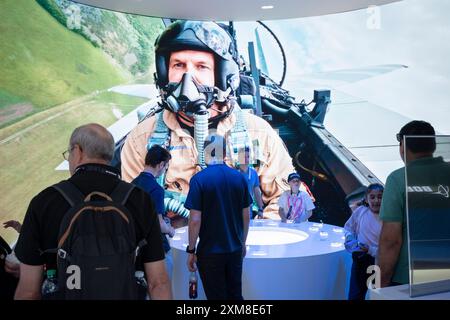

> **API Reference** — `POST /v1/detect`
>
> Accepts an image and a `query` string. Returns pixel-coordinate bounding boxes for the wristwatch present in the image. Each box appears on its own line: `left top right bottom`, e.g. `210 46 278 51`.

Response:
186 246 196 254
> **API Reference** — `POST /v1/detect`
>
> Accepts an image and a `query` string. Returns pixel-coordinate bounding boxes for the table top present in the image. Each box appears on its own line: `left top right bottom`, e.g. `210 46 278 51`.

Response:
169 220 348 259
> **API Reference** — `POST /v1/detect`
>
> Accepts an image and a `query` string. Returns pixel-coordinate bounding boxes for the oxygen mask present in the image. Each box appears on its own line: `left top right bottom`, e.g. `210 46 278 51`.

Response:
165 73 214 116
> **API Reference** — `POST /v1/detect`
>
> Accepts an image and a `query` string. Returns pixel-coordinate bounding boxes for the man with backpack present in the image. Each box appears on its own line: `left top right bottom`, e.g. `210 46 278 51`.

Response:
14 123 172 300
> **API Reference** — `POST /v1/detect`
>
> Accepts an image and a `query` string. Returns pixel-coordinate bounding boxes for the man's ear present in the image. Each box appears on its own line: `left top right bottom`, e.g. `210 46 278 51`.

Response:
73 144 84 164
399 142 406 162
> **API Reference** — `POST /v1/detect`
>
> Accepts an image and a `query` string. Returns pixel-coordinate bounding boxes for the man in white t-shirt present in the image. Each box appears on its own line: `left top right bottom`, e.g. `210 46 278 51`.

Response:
278 173 315 223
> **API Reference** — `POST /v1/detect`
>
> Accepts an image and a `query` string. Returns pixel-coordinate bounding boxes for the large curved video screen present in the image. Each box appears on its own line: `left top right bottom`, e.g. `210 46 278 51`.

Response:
1 0 450 245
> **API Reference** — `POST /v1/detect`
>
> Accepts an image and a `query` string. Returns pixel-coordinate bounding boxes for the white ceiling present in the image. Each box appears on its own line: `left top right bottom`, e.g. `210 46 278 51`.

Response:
71 0 401 21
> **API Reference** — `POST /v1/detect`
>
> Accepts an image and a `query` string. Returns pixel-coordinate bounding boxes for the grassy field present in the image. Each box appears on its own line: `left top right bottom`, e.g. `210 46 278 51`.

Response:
0 92 147 244
0 0 129 122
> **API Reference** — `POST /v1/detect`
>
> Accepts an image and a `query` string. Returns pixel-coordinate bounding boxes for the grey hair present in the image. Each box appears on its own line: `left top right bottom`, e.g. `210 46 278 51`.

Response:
69 123 115 162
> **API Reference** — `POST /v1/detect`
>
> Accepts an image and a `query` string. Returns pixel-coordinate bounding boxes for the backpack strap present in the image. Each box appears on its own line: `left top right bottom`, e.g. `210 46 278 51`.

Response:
52 180 84 207
111 182 148 255
40 181 84 257
110 181 135 206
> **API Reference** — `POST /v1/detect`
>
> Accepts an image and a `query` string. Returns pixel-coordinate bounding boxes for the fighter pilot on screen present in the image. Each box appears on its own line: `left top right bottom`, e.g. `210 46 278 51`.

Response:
120 20 313 222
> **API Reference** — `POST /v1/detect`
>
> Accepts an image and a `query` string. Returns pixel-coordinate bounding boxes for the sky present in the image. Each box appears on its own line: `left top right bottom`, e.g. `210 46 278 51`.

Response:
234 0 450 135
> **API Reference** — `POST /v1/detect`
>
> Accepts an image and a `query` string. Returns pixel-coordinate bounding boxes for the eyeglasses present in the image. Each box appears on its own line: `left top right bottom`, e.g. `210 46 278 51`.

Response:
62 146 75 160
290 179 300 183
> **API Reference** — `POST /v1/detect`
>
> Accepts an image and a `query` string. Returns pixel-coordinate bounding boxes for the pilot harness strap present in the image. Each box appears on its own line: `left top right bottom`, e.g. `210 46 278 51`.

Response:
229 104 254 166
147 111 171 149
145 107 253 219
146 111 171 187
147 106 253 170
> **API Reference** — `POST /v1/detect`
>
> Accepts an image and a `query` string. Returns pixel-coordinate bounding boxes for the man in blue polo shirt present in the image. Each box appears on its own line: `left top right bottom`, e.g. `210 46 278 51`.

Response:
132 145 175 280
185 134 252 300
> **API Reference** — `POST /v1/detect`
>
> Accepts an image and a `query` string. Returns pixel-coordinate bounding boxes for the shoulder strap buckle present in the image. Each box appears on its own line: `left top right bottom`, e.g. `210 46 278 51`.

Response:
58 248 67 260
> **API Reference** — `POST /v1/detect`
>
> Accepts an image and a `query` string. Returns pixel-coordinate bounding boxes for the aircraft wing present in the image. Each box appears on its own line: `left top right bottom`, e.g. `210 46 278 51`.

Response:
107 84 158 100
288 86 409 183
291 64 408 88
286 62 450 183
324 90 407 183
72 0 402 21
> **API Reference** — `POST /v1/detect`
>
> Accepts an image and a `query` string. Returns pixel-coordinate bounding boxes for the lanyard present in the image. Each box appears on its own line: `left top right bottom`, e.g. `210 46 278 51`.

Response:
74 164 121 179
287 192 303 221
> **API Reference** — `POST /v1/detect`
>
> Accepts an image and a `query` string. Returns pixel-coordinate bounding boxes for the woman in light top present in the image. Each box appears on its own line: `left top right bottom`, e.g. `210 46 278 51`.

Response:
278 172 315 223
344 183 384 300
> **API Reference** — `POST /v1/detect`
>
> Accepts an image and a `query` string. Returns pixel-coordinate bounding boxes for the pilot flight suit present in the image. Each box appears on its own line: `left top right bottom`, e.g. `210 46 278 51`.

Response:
121 108 313 219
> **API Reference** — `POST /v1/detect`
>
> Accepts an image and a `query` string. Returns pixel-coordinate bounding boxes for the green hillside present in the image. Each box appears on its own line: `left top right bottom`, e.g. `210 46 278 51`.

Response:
37 0 164 76
0 90 147 244
0 0 129 123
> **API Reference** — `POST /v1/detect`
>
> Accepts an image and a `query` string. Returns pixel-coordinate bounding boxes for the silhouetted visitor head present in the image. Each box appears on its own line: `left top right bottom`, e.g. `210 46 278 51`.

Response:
145 145 172 177
397 120 436 163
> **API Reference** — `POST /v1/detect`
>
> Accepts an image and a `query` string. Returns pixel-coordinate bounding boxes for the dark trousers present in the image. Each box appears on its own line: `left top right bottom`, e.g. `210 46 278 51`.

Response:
197 251 244 300
348 252 375 300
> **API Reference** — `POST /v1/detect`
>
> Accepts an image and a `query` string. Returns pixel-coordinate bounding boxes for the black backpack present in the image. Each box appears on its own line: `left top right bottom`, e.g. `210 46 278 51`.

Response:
49 180 146 300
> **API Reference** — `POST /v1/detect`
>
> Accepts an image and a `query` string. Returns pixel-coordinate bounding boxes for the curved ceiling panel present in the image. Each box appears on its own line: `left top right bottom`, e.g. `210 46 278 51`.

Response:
71 0 401 21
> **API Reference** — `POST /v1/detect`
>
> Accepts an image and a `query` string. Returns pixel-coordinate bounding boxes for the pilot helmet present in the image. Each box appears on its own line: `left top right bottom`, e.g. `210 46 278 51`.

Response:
154 20 240 102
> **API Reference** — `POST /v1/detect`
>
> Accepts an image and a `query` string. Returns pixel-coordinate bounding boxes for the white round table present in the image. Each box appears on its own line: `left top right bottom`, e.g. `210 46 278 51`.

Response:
169 220 352 300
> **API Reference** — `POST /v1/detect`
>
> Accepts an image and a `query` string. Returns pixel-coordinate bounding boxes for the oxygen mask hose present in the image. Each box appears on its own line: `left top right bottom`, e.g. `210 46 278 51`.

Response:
194 105 209 168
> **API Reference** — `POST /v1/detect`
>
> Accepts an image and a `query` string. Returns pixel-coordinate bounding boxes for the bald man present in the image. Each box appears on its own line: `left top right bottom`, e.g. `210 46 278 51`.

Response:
14 123 172 300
